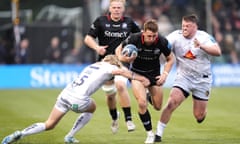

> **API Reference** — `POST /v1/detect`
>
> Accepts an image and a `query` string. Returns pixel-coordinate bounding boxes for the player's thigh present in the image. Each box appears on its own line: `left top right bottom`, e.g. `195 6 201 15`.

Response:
131 80 146 102
114 75 128 90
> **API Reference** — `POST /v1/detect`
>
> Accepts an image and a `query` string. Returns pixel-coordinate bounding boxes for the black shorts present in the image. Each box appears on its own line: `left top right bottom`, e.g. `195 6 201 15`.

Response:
131 68 160 86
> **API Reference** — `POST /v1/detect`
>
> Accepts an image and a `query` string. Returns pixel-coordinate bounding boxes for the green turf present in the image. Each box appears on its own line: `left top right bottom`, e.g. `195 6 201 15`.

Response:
0 87 240 144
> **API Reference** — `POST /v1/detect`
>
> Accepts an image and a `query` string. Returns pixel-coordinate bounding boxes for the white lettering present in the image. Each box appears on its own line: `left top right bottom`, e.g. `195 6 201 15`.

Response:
104 31 128 38
30 67 78 88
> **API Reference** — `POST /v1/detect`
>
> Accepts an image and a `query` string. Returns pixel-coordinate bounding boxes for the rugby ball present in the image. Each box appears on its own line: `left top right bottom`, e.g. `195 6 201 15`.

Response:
121 44 138 57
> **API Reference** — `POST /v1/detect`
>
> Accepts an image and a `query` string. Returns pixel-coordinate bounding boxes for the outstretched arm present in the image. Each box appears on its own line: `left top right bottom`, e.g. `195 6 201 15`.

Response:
112 69 150 87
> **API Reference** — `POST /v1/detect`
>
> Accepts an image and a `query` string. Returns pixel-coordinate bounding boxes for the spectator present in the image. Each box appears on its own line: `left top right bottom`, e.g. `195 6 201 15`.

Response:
44 36 62 64
15 38 29 64
0 38 7 64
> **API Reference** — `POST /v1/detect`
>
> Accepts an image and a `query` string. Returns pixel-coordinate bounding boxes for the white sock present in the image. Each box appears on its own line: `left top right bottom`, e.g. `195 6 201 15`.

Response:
21 123 46 137
156 121 166 137
65 112 93 137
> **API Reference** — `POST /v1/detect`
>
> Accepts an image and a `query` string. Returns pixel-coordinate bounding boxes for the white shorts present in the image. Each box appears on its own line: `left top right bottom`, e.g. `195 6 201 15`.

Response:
54 93 92 113
173 74 211 100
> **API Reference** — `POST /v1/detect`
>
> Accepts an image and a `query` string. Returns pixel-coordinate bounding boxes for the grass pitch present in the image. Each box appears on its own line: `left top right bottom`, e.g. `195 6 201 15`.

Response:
0 87 240 144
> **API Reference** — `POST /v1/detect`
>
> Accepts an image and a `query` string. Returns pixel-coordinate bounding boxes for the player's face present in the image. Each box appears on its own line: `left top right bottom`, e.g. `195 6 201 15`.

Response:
182 20 197 39
109 1 125 21
143 30 158 45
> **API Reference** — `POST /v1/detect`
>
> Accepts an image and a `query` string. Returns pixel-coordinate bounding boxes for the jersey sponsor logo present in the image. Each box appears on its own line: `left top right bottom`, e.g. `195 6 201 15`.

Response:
105 24 110 27
104 31 128 38
112 24 120 27
184 50 196 59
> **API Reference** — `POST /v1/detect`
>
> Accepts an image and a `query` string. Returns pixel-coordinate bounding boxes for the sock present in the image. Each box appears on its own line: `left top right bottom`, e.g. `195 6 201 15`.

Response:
138 110 152 131
65 112 93 137
156 121 166 137
122 107 132 121
21 123 46 137
109 108 118 120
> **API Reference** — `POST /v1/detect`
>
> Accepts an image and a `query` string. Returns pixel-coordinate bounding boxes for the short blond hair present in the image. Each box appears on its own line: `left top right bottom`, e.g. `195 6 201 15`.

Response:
110 0 126 5
102 55 123 68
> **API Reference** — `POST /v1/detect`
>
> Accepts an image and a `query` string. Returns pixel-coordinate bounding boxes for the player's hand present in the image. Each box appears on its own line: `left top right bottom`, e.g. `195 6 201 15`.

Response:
96 45 108 55
194 38 201 48
155 73 168 86
140 77 150 87
120 53 137 63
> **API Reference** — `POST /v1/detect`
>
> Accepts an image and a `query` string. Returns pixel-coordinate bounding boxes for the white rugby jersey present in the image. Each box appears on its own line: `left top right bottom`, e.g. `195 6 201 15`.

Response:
167 30 218 79
61 62 117 101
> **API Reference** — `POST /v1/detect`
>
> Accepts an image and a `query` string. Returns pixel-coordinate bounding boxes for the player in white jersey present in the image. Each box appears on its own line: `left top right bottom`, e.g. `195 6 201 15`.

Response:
154 14 221 142
1 55 149 144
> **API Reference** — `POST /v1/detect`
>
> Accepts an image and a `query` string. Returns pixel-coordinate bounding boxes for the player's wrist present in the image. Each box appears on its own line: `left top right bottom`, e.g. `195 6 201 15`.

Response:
163 71 169 76
131 72 135 80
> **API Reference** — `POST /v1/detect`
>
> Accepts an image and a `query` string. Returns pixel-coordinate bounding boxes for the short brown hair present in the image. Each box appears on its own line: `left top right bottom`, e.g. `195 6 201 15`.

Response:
143 19 158 33
182 14 199 24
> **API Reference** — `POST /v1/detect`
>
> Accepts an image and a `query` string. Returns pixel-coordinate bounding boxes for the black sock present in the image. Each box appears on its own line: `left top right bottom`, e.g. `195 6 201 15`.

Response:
122 107 132 121
109 108 118 120
139 109 152 131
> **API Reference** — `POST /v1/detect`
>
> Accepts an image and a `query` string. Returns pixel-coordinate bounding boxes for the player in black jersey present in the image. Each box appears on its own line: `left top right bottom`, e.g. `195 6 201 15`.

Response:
116 19 175 144
84 0 140 134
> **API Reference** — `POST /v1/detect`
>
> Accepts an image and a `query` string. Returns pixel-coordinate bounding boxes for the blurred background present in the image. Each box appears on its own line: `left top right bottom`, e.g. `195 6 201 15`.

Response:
0 0 240 88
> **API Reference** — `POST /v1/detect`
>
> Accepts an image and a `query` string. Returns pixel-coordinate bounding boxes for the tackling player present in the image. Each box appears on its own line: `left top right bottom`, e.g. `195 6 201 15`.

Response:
154 14 222 142
84 0 140 133
1 55 150 144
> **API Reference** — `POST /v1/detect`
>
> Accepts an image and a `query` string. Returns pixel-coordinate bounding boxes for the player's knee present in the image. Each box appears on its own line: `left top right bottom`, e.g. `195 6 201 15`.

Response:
194 111 206 123
102 84 117 95
153 104 162 111
138 99 148 110
115 81 126 92
166 100 179 111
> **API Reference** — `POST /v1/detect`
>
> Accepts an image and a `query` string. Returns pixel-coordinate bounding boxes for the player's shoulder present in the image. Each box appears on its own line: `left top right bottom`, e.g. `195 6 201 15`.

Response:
196 30 209 36
122 16 134 21
169 30 182 36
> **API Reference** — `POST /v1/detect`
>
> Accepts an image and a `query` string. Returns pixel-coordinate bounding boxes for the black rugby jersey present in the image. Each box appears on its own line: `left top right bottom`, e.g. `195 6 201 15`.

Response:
87 14 140 60
122 32 171 73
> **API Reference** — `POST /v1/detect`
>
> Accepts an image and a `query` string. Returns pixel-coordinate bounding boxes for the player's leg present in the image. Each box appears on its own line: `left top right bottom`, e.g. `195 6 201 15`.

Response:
1 106 65 144
192 98 208 123
155 87 186 142
148 86 163 111
65 99 96 143
115 75 135 132
192 81 210 123
131 80 154 144
102 80 119 133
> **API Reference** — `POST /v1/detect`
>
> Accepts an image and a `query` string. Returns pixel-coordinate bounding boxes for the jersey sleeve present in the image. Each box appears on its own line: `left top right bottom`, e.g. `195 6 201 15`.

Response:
201 31 218 46
160 35 172 57
87 17 101 38
131 20 141 33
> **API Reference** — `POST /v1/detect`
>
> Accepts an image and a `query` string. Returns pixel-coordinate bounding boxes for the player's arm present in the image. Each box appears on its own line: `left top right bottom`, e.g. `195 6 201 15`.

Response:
156 52 175 86
84 35 107 56
194 38 221 56
112 68 150 87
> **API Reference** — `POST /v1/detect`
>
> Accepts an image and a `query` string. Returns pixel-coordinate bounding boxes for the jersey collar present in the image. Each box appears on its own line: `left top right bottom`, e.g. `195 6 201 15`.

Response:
107 13 124 22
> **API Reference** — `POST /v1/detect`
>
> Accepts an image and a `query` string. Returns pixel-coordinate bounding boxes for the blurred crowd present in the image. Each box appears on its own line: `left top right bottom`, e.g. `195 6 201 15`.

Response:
0 0 240 64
